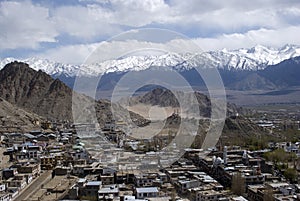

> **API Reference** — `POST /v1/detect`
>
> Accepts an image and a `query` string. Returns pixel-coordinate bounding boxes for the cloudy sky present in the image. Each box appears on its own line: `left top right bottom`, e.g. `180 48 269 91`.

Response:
1 0 300 63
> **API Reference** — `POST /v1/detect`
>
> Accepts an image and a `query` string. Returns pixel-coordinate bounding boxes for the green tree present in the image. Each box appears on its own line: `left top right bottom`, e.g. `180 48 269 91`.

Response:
284 168 297 183
264 149 288 165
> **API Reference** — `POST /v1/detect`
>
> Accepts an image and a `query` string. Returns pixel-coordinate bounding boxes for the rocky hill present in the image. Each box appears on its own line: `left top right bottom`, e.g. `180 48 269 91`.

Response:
124 87 266 147
0 62 149 128
127 87 247 118
0 97 42 132
0 61 74 121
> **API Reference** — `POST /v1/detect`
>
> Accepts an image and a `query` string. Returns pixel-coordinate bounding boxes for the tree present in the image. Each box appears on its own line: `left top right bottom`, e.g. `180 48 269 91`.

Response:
170 189 177 201
263 185 274 201
231 172 245 196
284 168 297 183
264 149 288 165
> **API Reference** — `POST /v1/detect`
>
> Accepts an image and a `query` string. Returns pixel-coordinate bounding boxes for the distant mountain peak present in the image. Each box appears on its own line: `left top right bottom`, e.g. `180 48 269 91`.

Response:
246 44 270 53
1 44 300 77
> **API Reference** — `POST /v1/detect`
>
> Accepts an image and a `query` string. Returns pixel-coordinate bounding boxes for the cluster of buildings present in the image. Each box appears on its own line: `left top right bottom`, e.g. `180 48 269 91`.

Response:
0 163 40 200
0 118 300 201
189 146 300 200
0 129 88 200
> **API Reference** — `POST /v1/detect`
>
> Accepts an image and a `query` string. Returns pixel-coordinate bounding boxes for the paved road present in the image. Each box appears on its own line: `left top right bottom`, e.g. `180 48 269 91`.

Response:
13 170 52 201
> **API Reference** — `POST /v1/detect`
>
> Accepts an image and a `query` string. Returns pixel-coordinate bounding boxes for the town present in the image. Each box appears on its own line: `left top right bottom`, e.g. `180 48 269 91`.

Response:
1 109 300 201
2 0 300 201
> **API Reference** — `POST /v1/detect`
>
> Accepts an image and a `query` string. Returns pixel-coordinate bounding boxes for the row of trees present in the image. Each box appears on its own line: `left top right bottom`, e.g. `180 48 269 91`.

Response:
264 148 297 165
264 149 298 183
231 172 275 201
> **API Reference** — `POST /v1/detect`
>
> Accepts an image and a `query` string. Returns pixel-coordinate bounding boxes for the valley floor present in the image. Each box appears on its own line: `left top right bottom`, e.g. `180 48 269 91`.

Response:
225 87 300 106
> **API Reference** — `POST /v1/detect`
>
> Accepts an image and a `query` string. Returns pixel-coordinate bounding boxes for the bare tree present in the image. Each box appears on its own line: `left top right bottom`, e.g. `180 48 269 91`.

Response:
263 185 274 201
231 172 245 196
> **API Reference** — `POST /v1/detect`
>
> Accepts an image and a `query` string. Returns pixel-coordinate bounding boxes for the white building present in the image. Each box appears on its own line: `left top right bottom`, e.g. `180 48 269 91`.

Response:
135 187 158 199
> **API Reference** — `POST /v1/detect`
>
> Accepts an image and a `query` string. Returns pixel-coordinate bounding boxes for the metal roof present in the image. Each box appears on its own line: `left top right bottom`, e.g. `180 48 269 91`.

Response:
136 187 158 193
86 181 102 186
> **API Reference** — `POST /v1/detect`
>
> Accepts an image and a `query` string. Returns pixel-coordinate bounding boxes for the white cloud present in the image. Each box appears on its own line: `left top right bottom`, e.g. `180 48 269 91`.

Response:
107 0 171 26
52 4 120 39
36 43 99 64
1 0 300 54
35 25 300 64
36 37 203 64
0 1 58 49
72 0 300 33
195 26 300 50
163 0 300 34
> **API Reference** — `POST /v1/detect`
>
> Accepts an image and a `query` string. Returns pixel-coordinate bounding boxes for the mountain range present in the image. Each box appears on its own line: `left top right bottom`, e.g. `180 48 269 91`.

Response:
0 44 299 111
1 44 300 101
1 44 299 76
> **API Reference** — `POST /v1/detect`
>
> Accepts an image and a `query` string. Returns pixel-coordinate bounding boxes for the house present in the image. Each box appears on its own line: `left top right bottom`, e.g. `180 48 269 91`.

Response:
36 134 49 142
190 189 225 201
72 165 86 176
7 187 19 199
60 137 69 144
16 163 40 178
0 183 6 192
177 179 200 194
81 181 102 200
23 133 37 141
6 175 27 190
27 145 41 159
247 185 264 201
134 174 157 187
0 193 10 201
47 133 57 140
40 156 56 170
6 133 23 145
103 167 117 175
98 184 119 200
53 166 70 176
2 168 18 180
69 149 89 161
16 150 28 161
266 182 294 196
135 187 158 199
157 173 168 183
100 174 115 185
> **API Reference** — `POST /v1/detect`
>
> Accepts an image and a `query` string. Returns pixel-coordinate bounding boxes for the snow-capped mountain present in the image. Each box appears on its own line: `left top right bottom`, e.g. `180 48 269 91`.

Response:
208 44 300 70
0 57 81 77
1 44 300 77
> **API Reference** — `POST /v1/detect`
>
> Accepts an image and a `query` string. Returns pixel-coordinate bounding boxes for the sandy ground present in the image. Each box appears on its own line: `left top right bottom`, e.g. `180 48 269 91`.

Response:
126 103 200 139
0 147 11 170
129 121 168 139
126 104 175 139
127 104 177 121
